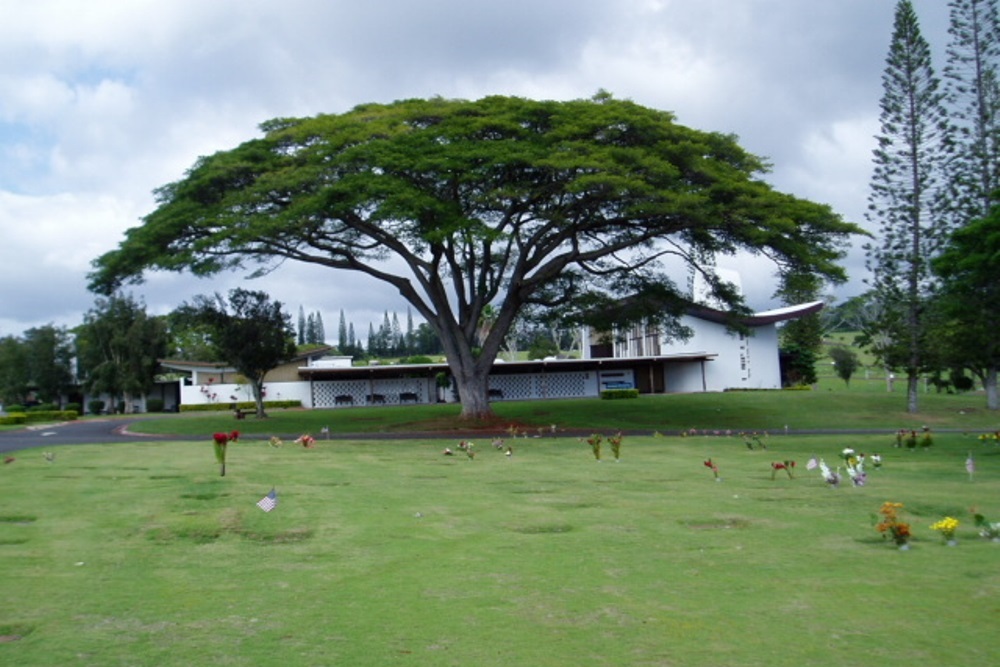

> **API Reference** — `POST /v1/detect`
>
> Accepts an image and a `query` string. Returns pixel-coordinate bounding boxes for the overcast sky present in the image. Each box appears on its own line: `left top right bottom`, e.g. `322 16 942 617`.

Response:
0 0 951 338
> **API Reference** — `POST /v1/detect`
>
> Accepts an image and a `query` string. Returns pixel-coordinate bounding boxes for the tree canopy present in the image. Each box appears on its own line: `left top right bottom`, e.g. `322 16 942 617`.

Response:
75 294 168 413
174 289 297 419
90 94 860 419
931 207 1000 409
865 1 949 413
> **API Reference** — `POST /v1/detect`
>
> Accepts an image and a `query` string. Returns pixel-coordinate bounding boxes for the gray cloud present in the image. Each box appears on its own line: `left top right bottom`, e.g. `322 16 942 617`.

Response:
0 0 952 336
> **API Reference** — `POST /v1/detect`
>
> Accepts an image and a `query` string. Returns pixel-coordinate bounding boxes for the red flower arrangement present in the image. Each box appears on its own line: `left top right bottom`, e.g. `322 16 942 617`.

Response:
703 458 720 481
211 431 238 477
771 460 795 480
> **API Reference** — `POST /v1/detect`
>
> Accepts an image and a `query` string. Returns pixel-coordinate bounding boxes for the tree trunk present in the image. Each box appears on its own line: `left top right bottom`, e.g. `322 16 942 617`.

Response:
906 373 919 414
986 366 999 411
252 378 267 418
452 366 495 421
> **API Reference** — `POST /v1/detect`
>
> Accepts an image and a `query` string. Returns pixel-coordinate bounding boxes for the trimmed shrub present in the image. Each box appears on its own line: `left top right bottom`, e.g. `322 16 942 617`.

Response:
20 410 77 423
600 388 640 400
88 400 106 415
65 403 82 414
0 413 27 425
179 400 301 413
5 404 25 413
146 398 165 413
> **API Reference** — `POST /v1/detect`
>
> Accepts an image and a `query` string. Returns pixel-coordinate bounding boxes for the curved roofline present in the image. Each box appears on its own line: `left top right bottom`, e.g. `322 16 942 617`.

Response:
688 300 824 326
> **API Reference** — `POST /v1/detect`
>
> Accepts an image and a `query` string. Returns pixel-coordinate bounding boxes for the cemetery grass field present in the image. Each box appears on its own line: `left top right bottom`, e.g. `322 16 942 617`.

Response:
2 425 1000 666
127 379 1000 438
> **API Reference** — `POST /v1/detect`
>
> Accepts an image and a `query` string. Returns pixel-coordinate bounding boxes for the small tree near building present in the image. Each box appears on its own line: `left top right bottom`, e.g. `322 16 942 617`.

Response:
175 289 297 419
829 346 860 387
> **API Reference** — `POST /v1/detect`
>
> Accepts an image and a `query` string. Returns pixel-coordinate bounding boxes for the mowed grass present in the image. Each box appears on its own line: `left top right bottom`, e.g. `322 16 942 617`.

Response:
129 382 1000 438
2 431 1000 666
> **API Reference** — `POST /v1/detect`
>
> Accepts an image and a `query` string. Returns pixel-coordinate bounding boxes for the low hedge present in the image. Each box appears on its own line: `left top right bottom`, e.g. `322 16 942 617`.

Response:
0 410 78 425
599 388 640 400
179 400 302 413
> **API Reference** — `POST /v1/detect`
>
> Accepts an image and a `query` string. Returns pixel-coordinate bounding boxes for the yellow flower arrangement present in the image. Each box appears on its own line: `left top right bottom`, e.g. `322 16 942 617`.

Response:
930 516 960 543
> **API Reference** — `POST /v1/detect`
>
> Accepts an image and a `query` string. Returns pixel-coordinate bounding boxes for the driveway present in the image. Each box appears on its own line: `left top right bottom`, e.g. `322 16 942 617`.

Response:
0 418 184 454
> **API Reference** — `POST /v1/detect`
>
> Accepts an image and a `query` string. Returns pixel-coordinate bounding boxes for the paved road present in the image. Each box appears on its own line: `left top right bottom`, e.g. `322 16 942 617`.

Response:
0 418 185 454
0 418 935 456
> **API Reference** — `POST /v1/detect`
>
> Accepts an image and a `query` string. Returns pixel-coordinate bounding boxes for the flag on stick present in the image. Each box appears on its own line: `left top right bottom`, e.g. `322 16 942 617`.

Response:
257 488 278 512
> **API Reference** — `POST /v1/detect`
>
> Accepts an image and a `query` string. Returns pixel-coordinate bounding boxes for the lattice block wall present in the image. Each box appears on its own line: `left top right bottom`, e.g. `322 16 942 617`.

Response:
489 371 590 400
312 378 434 407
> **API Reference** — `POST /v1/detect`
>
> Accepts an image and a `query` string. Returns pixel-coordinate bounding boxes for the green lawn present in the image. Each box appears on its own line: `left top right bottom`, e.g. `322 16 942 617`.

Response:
126 381 1000 439
3 430 999 666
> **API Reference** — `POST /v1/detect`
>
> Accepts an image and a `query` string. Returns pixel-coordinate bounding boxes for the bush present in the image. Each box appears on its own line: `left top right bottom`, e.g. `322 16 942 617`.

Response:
65 403 82 414
0 413 27 425
179 400 302 413
5 404 25 413
29 402 58 412
88 400 106 415
401 355 435 364
600 389 639 400
146 398 165 413
21 410 77 423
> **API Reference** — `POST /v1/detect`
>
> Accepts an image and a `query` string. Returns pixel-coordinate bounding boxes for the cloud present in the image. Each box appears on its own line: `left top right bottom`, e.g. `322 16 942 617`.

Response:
0 0 953 338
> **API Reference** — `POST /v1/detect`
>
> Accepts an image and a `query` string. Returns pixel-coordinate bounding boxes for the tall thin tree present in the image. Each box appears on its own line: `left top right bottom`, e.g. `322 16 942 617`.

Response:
944 0 1000 223
865 0 950 413
338 309 348 352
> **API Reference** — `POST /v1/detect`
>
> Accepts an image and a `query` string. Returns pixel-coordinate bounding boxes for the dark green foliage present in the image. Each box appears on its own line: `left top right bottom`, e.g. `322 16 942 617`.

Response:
90 95 860 420
75 295 168 412
178 399 301 413
780 342 818 386
174 289 296 419
527 333 559 360
931 206 1000 408
600 388 639 400
865 1 950 413
829 346 860 386
943 0 1000 223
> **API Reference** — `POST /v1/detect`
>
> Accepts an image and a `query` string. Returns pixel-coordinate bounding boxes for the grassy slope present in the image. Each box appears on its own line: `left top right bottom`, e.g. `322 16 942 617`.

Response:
125 379 1000 439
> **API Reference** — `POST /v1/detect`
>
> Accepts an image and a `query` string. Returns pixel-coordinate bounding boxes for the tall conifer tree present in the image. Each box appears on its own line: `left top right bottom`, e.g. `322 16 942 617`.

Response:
865 0 950 413
338 309 348 352
944 0 1000 222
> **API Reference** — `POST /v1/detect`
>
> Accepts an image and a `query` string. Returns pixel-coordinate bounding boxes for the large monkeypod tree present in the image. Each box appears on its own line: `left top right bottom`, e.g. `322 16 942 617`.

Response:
89 94 860 420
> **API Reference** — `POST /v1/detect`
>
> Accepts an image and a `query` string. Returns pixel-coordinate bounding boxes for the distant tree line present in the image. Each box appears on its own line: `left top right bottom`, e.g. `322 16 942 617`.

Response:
0 289 598 411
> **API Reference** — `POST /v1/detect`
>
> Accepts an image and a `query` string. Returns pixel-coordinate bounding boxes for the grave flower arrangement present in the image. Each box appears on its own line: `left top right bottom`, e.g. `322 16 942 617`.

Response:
930 516 960 544
875 501 911 548
587 434 602 461
608 432 623 461
212 430 239 477
972 512 1000 541
770 460 795 480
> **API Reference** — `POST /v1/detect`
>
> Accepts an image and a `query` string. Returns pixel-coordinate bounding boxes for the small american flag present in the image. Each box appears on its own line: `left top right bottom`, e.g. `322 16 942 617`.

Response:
256 488 278 512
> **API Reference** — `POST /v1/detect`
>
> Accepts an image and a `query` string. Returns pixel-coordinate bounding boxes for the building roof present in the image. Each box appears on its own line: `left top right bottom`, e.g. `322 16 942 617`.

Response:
687 300 824 326
295 352 717 381
159 345 336 374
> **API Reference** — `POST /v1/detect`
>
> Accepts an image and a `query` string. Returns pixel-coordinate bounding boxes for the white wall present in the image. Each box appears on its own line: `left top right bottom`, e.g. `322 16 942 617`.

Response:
181 381 315 408
665 315 781 390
